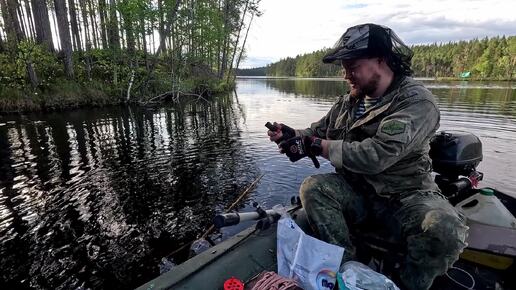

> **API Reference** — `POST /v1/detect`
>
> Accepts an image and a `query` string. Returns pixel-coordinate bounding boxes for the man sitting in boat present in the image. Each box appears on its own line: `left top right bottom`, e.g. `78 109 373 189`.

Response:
267 23 468 290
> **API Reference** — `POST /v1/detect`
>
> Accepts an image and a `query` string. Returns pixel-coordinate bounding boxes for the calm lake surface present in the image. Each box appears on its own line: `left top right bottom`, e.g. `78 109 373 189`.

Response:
1 78 515 289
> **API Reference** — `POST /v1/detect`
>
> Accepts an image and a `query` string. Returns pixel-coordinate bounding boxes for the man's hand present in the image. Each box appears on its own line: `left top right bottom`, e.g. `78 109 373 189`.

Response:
279 136 322 168
266 122 296 144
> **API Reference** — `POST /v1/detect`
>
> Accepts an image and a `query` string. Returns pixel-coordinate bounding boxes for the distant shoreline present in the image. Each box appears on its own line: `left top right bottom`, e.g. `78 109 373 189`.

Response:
236 76 514 82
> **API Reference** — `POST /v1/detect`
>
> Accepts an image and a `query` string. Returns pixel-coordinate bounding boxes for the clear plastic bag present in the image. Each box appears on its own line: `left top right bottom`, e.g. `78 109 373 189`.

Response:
277 217 344 290
158 257 176 274
190 238 211 255
337 261 399 290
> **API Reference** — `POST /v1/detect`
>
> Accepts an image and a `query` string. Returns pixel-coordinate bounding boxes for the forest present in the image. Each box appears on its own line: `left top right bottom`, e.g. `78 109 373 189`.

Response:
262 36 515 80
0 0 259 112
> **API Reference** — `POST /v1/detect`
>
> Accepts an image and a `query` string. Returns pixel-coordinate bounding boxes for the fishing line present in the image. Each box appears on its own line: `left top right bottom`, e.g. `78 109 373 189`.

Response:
445 266 475 289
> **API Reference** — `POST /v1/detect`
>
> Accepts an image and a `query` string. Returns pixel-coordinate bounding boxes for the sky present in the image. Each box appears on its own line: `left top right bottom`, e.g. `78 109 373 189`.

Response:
240 0 516 68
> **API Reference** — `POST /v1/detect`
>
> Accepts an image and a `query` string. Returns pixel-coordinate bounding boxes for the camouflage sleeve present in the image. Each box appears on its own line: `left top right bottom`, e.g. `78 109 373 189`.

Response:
327 98 439 174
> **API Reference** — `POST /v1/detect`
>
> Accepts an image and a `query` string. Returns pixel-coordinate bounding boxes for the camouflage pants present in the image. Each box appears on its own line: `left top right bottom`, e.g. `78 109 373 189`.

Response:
299 173 468 290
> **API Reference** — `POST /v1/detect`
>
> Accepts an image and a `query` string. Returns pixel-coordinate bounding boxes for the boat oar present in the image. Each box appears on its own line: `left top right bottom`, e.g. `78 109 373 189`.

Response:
164 173 265 259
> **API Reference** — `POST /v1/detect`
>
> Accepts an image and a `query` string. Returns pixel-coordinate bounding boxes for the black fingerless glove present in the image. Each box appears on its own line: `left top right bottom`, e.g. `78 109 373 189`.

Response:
279 136 322 168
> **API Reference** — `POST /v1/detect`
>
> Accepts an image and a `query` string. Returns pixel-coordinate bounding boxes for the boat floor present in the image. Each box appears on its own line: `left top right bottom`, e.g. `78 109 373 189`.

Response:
137 225 277 290
137 194 516 290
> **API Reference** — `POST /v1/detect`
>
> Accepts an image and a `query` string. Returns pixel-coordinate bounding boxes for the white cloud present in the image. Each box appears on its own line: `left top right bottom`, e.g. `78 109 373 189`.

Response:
240 0 516 68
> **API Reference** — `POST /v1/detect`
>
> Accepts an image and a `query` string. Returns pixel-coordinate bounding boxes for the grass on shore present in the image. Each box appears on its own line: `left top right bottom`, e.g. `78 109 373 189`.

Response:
0 77 233 113
0 79 119 113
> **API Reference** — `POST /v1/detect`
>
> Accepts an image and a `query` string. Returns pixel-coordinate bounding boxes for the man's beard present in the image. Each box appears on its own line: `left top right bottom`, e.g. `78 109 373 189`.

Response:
349 72 381 98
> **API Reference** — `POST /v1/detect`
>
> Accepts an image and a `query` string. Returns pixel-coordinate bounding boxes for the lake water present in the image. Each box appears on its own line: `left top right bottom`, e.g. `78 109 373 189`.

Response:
0 78 515 289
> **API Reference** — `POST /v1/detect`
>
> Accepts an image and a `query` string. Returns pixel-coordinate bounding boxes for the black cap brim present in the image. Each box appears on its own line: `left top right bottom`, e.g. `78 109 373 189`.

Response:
322 49 371 64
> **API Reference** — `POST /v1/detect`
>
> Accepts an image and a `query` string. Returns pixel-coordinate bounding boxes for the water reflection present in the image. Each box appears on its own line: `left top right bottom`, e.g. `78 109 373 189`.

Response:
265 78 516 115
265 78 348 99
0 95 259 289
1 78 515 289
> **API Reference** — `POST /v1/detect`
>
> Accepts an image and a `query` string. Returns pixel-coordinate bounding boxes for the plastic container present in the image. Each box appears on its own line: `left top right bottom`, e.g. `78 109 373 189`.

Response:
158 257 176 274
337 261 400 290
190 238 211 255
456 188 516 229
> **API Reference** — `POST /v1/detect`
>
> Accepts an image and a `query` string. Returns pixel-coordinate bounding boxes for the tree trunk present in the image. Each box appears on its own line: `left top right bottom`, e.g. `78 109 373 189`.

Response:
233 12 253 81
54 0 74 78
124 12 135 53
31 0 54 51
79 0 92 79
218 0 230 79
88 0 98 48
107 0 119 50
3 0 24 43
1 0 16 46
67 0 81 51
26 59 39 87
50 6 61 50
155 0 181 56
16 1 27 38
157 0 164 51
140 13 149 70
108 0 119 84
2 0 38 86
226 0 248 83
23 0 36 39
188 0 194 56
98 0 108 48
79 0 91 49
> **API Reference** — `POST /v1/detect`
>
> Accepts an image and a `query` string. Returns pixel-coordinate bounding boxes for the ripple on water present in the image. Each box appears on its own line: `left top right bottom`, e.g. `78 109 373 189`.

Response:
0 80 514 288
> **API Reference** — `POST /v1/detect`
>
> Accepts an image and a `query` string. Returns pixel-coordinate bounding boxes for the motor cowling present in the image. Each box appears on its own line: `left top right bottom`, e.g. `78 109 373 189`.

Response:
430 131 483 200
430 131 483 178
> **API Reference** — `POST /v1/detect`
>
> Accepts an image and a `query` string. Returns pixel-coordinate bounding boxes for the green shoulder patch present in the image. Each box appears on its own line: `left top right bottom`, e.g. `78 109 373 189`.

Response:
381 120 406 136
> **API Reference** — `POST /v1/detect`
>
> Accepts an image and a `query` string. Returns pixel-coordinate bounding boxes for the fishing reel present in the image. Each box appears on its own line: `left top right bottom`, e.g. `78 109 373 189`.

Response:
213 204 281 231
265 122 320 168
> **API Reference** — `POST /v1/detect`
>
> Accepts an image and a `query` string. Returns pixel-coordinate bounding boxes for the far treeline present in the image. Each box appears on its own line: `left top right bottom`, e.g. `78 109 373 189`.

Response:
241 36 515 80
0 0 260 112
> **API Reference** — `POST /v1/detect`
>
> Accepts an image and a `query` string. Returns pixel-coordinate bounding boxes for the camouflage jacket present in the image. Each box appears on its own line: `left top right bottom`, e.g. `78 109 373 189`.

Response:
298 76 441 196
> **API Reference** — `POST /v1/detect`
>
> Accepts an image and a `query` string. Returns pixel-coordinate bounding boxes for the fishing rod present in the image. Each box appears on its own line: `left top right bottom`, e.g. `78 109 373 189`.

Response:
164 173 265 258
213 208 280 229
214 196 302 230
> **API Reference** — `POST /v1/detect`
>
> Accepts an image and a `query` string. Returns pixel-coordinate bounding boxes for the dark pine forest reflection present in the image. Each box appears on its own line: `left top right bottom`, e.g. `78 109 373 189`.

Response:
0 95 259 289
265 77 348 99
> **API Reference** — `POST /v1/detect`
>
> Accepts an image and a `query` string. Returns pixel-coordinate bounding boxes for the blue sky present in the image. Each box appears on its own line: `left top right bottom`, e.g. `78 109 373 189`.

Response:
240 0 516 68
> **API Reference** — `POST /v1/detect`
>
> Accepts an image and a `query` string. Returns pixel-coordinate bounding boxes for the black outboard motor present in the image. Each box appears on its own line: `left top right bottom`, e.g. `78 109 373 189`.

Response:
430 131 483 204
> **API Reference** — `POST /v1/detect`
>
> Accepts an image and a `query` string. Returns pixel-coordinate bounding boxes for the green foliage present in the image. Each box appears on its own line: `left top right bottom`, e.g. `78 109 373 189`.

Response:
265 36 515 80
235 66 266 76
266 50 341 77
410 36 514 80
18 41 61 87
0 53 25 90
0 0 256 112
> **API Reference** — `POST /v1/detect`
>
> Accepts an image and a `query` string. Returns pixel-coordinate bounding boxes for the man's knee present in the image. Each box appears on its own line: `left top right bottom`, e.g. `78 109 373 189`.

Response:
402 210 468 290
299 174 326 205
409 209 468 266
